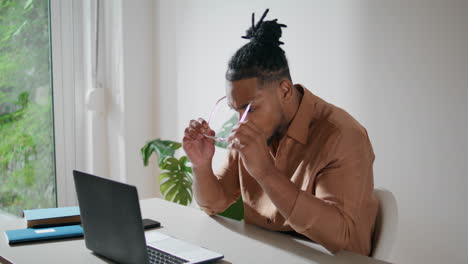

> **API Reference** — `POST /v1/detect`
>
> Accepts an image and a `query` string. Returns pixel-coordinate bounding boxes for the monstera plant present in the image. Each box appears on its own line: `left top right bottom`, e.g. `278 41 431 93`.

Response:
141 139 193 205
141 116 244 220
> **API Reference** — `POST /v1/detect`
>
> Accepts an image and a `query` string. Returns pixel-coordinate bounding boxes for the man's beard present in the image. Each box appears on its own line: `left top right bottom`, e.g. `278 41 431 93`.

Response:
266 91 303 146
266 121 289 146
267 127 282 146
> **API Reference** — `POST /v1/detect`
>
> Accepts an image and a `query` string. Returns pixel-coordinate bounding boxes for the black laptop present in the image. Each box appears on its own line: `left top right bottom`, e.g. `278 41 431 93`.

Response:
73 170 224 264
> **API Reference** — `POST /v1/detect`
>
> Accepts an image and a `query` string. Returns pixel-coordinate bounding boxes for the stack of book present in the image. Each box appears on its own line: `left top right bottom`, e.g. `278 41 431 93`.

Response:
4 206 83 244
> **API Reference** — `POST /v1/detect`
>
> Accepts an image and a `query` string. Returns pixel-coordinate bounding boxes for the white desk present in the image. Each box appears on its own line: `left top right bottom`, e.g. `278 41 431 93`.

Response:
0 198 390 264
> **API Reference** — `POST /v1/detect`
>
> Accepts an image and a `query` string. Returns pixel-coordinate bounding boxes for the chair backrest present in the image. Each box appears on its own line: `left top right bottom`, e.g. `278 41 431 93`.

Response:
370 187 398 261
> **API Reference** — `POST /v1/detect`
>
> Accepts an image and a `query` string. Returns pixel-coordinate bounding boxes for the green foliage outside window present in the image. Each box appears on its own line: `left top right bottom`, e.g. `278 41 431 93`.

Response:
0 0 56 216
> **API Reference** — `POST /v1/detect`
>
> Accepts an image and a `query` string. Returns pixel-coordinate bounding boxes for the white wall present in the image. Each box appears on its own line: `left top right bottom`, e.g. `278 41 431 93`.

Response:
355 2 468 263
153 1 468 263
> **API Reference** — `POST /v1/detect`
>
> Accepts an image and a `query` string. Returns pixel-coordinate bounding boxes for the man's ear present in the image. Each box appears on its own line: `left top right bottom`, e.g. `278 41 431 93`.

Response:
277 79 295 103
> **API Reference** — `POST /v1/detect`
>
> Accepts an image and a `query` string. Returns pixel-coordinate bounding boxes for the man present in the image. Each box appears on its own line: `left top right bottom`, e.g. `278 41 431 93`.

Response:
182 9 378 256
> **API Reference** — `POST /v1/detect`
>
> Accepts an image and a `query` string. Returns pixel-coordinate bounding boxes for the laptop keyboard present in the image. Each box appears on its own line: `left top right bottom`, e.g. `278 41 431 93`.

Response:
147 246 189 264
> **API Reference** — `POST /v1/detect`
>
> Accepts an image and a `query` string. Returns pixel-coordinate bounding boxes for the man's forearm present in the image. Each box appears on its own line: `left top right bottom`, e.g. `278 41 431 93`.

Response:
255 167 301 219
256 168 353 253
192 163 229 213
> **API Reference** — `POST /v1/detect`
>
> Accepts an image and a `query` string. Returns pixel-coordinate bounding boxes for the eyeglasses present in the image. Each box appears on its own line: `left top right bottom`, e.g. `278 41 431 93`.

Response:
203 96 252 143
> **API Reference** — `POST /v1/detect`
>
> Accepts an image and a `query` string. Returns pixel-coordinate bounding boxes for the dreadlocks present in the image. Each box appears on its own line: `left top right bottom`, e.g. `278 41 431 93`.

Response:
226 9 291 86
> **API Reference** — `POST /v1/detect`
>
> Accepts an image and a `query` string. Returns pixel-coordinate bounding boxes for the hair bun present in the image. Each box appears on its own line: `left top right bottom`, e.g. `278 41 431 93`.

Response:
242 9 287 47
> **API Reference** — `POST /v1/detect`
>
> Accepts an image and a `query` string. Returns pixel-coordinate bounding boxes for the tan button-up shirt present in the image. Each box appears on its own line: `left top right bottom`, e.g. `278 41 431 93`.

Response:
200 85 378 256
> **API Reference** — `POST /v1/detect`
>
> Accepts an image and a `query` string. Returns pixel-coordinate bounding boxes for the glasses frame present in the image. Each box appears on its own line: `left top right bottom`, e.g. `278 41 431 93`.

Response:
203 96 252 142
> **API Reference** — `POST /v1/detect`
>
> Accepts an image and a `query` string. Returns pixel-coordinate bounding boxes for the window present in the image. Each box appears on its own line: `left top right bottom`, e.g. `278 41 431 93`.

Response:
0 0 56 216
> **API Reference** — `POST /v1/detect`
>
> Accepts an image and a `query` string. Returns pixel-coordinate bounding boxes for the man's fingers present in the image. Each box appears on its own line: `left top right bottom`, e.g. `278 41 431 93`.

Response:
228 130 253 147
232 121 260 138
189 119 202 130
188 119 206 134
240 120 261 134
184 127 194 136
197 118 209 129
184 128 195 139
197 118 212 134
229 123 257 142
189 118 213 135
187 127 197 136
185 127 202 140
229 135 250 151
207 128 215 136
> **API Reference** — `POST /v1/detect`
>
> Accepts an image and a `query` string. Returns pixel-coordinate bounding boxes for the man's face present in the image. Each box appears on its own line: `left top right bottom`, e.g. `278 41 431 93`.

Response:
226 77 286 145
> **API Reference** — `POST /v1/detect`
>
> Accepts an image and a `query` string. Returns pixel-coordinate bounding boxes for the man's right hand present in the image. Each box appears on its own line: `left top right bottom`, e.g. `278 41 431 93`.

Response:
182 118 215 168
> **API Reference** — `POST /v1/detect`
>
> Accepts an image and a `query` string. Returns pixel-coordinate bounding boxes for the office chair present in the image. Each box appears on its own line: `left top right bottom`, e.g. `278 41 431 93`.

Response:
370 187 398 261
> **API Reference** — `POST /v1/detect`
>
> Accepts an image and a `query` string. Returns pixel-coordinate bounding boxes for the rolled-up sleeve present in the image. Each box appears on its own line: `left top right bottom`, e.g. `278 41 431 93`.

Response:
285 128 375 255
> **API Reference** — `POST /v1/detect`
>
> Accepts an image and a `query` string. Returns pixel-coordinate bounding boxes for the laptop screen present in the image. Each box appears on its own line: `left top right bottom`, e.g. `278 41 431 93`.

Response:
73 170 149 263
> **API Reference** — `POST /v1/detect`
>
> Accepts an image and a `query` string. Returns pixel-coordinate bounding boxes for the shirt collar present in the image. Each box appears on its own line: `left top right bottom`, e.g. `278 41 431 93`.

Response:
286 84 317 145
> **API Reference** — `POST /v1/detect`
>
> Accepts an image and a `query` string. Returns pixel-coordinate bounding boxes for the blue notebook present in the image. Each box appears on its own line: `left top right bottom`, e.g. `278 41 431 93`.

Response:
23 206 80 228
4 225 84 245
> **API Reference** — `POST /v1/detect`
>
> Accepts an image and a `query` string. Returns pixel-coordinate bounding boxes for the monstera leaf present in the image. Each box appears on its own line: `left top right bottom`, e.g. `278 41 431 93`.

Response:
141 139 181 167
158 156 193 206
